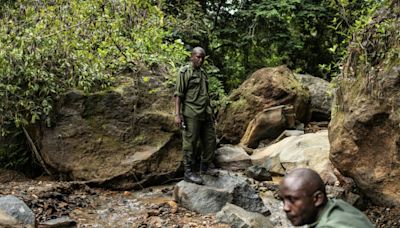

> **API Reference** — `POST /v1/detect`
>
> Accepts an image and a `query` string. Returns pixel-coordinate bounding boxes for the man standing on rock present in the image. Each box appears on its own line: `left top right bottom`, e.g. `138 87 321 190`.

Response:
174 47 217 185
279 168 374 228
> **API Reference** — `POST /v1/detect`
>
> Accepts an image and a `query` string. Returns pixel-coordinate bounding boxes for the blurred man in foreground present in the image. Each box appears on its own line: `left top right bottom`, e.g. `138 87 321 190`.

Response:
279 168 374 228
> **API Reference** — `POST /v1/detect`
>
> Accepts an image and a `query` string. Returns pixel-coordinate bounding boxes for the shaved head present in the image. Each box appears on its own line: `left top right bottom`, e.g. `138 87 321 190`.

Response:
279 168 327 226
191 47 206 69
284 168 326 196
192 46 206 56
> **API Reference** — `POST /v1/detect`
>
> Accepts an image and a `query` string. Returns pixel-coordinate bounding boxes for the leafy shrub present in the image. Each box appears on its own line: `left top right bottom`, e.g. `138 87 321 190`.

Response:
0 0 188 136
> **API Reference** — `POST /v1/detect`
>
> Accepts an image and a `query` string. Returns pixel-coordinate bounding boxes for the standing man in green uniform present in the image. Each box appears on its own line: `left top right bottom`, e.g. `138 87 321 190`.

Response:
174 47 217 185
279 168 374 228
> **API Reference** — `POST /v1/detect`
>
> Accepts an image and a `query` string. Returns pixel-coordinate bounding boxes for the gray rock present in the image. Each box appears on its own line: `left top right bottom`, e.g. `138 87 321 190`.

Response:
173 181 232 214
174 171 269 215
295 73 332 121
0 195 35 226
40 216 77 227
246 165 272 181
215 145 252 171
216 203 273 228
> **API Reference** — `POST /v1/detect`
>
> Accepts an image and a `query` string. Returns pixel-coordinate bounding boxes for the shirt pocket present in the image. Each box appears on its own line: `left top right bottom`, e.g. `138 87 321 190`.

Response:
186 77 200 100
188 77 201 89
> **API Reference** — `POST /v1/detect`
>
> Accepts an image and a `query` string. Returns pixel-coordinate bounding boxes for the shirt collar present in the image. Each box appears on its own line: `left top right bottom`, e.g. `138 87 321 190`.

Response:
308 200 332 228
190 62 204 72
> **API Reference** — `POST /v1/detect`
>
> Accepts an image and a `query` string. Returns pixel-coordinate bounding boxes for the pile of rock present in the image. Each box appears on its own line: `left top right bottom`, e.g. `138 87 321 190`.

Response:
174 171 273 227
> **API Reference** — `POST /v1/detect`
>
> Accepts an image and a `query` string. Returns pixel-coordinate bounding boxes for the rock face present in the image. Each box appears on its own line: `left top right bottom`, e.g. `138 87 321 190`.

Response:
329 2 400 206
251 130 337 184
0 195 35 226
215 145 252 170
35 76 181 189
240 105 290 148
296 74 332 121
216 203 273 228
217 66 310 145
173 171 269 215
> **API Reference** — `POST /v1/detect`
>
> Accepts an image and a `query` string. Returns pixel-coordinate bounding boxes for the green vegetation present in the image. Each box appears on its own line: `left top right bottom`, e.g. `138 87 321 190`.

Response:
0 0 188 137
164 0 382 90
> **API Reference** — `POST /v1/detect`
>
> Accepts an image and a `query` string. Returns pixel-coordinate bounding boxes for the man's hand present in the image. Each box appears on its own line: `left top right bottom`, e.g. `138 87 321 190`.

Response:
175 115 182 128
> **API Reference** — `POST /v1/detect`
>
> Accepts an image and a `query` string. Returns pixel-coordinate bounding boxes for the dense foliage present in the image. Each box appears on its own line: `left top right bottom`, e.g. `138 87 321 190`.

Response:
165 0 382 90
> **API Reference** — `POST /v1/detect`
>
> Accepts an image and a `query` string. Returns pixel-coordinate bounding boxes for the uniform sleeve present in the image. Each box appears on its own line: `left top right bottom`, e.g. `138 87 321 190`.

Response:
174 68 189 98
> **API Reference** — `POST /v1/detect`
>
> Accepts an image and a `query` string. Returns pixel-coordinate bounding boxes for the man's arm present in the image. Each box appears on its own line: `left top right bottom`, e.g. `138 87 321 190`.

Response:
175 96 182 128
174 66 189 128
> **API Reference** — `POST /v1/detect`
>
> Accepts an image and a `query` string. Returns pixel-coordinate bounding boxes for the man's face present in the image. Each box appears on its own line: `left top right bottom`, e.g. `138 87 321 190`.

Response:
191 52 205 68
279 180 319 226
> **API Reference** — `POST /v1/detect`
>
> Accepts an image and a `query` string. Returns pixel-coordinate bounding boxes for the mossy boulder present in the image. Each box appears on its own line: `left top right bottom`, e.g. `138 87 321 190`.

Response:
35 75 181 189
329 2 400 206
217 65 310 144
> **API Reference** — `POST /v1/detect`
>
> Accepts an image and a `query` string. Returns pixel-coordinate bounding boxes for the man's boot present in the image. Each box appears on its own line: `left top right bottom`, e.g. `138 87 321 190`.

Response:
183 153 203 184
200 162 219 176
184 168 204 185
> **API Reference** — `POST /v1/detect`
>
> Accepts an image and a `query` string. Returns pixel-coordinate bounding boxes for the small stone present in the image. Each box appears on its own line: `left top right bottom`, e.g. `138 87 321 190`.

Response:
147 210 160 216
246 165 272 181
39 216 77 227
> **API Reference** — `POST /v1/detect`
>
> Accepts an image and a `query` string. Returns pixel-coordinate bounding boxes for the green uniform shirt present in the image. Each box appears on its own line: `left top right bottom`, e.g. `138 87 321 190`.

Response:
174 63 212 118
310 199 374 228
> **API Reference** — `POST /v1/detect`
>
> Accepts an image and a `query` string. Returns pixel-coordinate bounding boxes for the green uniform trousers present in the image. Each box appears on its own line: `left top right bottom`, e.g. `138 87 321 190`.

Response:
182 115 216 167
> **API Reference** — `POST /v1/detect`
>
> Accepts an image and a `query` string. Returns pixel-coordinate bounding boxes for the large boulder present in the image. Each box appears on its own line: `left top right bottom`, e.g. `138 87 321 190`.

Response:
296 74 332 121
34 76 181 189
0 196 35 226
251 130 338 184
217 65 310 145
173 171 270 215
329 2 400 206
